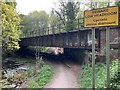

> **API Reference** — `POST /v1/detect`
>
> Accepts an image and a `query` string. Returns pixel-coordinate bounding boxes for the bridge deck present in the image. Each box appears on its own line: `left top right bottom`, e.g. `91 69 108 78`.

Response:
20 29 100 50
20 17 119 50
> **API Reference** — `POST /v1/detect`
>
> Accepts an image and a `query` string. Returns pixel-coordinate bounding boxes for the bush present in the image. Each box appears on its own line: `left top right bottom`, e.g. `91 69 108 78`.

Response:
110 60 120 89
28 64 53 88
79 59 119 88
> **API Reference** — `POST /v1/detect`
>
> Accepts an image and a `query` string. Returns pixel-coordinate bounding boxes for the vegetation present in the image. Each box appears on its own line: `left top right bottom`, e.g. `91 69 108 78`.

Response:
53 1 80 31
1 1 21 56
28 64 53 88
1 56 53 88
21 11 49 33
115 1 120 6
79 59 119 88
1 0 119 89
49 12 59 27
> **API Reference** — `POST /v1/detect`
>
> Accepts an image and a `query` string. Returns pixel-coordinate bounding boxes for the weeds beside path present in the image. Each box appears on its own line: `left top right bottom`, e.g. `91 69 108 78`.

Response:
79 59 119 88
27 64 53 88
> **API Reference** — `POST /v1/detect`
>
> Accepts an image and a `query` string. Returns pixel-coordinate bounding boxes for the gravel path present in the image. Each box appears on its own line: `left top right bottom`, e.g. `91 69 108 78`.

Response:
44 61 81 88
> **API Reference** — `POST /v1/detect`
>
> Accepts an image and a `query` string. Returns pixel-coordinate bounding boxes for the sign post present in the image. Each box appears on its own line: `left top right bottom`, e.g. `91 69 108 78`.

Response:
92 27 95 89
84 6 119 88
106 27 110 88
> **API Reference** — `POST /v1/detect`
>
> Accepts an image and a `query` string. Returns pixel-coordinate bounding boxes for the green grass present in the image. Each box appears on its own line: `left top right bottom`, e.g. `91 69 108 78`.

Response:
79 59 119 88
28 64 53 88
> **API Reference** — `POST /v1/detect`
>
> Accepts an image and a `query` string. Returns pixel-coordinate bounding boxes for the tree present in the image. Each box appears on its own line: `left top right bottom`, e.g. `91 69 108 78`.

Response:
20 14 32 33
29 11 49 30
53 1 80 31
21 11 49 34
1 1 21 55
49 12 59 27
114 1 120 6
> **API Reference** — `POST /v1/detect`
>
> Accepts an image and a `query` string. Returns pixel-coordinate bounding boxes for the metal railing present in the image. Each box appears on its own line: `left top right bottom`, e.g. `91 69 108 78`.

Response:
21 18 84 38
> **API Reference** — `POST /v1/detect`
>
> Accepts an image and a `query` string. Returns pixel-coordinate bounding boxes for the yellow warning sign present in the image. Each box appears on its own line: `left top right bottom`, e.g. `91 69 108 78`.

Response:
84 6 119 28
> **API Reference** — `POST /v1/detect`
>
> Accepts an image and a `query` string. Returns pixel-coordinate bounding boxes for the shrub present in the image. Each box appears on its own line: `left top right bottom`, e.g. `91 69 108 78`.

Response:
28 64 53 88
80 59 119 88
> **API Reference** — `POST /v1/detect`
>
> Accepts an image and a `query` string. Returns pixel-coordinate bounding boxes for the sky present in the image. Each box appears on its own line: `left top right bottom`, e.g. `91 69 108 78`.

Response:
16 0 117 15
16 0 58 15
15 0 91 15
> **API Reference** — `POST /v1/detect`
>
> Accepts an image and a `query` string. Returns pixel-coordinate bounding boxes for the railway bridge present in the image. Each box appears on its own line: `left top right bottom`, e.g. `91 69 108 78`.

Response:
20 18 119 51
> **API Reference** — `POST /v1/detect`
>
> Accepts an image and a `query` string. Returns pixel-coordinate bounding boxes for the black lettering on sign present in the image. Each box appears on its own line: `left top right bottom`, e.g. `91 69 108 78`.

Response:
92 9 108 14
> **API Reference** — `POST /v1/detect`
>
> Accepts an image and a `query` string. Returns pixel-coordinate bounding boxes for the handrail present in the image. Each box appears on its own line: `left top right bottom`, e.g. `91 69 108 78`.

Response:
21 18 84 38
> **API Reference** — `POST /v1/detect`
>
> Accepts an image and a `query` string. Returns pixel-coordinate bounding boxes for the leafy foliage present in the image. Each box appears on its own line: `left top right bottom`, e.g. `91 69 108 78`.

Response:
114 1 120 6
80 59 119 88
49 12 59 27
28 64 53 88
1 1 21 54
53 1 80 31
109 60 120 89
21 11 49 33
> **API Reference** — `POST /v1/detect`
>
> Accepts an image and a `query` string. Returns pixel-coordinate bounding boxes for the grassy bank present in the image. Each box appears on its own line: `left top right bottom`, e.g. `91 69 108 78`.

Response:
28 64 53 88
79 59 119 88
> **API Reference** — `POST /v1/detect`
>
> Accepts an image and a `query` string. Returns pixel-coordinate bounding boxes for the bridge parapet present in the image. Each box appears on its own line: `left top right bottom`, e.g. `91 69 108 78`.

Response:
21 18 84 38
20 29 100 50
